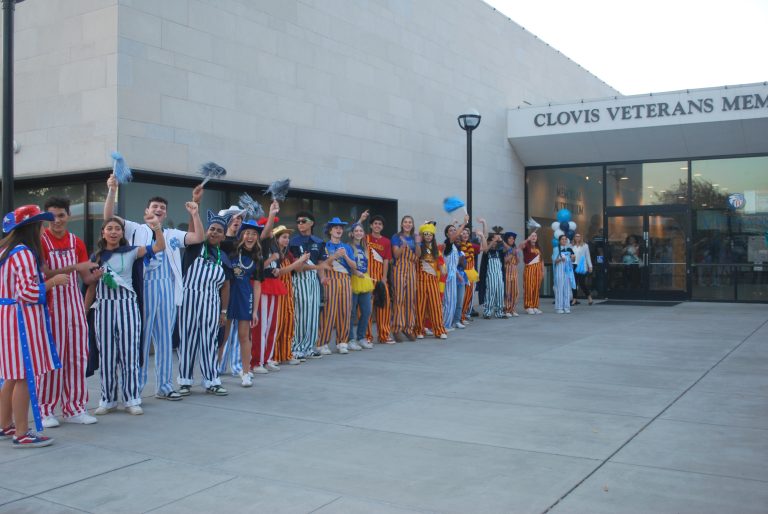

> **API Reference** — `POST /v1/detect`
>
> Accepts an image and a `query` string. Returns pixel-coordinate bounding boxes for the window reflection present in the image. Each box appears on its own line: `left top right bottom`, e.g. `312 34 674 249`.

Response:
607 161 688 206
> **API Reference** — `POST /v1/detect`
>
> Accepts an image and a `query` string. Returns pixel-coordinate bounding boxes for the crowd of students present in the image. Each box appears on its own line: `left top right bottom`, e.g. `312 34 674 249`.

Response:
0 176 593 448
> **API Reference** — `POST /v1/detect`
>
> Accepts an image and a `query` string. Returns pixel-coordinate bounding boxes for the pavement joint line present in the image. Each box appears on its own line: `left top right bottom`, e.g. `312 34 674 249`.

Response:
604 459 768 484
27 457 152 499
540 316 768 514
143 475 238 513
1 494 93 513
654 416 768 432
307 496 344 513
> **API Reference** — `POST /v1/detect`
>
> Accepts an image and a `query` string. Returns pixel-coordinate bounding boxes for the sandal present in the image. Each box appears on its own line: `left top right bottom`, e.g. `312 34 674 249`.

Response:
178 385 192 396
205 385 228 396
155 390 183 401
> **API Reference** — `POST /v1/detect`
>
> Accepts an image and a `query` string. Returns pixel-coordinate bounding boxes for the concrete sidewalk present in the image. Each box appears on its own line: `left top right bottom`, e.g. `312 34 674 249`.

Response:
0 302 766 513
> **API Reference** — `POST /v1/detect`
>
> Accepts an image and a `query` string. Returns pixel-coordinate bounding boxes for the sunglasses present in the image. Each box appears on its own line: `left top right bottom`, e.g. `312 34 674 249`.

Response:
296 218 311 224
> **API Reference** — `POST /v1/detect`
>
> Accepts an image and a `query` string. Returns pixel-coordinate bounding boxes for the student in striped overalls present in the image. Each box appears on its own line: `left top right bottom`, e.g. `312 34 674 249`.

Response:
479 231 506 319
522 232 544 315
217 206 246 378
317 218 356 354
39 197 100 428
272 226 309 364
103 174 205 401
503 232 521 317
0 205 66 448
288 212 326 359
442 217 468 331
553 234 576 314
89 215 167 416
361 213 395 344
390 216 420 341
177 211 232 396
414 223 448 340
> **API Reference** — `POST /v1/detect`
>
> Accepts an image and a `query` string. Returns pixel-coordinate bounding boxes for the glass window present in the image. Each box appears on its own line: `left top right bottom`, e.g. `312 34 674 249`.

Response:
606 161 688 206
527 166 603 262
691 156 768 301
15 183 87 245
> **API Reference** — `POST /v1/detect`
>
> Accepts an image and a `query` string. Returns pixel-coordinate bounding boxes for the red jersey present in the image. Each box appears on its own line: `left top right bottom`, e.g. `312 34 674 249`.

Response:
366 234 392 281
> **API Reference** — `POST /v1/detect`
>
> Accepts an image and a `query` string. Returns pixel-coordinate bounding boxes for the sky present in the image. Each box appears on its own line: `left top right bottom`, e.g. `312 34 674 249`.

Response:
483 0 768 95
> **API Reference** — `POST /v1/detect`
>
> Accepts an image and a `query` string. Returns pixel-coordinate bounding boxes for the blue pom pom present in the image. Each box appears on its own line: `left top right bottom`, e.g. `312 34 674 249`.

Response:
111 151 133 184
199 162 227 185
238 193 264 220
443 196 465 214
264 178 291 202
556 209 572 224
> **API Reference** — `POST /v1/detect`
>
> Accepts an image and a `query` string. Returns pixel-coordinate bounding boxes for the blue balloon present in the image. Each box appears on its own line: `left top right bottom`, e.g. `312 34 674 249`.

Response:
551 238 559 247
559 221 570 233
556 209 572 224
567 229 575 240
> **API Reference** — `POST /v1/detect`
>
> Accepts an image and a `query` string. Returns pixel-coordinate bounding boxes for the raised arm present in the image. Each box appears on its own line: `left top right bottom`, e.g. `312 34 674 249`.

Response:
260 201 279 241
104 174 121 221
187 185 204 235
185 201 204 245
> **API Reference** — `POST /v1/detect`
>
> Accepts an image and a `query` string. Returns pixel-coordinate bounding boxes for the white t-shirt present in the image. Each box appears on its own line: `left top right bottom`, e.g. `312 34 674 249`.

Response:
124 219 188 306
572 244 593 272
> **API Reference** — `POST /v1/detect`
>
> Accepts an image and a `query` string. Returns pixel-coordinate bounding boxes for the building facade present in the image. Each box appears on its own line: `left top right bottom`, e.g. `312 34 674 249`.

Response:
7 0 615 248
509 83 768 302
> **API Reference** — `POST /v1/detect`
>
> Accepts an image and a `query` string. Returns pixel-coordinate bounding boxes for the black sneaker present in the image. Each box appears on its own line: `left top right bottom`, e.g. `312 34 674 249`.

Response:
206 385 228 396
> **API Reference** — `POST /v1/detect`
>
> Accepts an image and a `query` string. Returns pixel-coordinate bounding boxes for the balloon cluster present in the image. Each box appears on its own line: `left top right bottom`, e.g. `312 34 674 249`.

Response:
550 209 577 247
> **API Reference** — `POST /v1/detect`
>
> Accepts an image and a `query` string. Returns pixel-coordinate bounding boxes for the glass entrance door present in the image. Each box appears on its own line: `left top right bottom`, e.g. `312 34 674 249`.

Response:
605 208 689 299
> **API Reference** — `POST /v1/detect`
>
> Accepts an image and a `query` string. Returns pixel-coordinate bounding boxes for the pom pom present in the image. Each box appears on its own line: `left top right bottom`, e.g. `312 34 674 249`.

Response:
198 161 227 186
556 209 572 224
111 151 133 184
526 217 541 230
264 178 291 202
492 225 504 234
238 193 265 220
443 196 465 214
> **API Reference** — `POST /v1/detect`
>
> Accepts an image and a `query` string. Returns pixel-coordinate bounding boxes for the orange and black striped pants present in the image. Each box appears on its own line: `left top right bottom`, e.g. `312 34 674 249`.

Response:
461 282 475 322
415 271 447 337
273 288 295 362
505 266 519 313
523 261 543 309
318 270 352 345
391 265 416 337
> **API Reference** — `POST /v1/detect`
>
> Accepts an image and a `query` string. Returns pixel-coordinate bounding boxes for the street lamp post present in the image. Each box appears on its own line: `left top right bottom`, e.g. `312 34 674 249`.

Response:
2 0 23 215
457 109 481 222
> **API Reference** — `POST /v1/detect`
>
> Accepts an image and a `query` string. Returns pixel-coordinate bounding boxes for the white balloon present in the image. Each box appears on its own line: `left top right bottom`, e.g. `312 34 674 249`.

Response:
550 221 560 231
569 221 577 231
554 229 565 238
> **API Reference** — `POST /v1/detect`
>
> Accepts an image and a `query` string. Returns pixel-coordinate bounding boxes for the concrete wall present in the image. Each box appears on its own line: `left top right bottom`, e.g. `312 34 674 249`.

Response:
11 0 617 229
9 0 118 177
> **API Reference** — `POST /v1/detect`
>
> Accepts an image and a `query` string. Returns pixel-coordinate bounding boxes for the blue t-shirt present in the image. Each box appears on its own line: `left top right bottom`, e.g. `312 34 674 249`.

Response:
391 234 415 252
325 241 354 273
350 243 368 273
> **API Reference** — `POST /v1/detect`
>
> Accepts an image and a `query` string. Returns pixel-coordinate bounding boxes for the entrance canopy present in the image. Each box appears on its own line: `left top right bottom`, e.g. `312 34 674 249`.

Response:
507 83 768 167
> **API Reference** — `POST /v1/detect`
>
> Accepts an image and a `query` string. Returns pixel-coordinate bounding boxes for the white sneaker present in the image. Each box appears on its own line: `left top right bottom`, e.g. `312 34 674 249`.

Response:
534 308 543 314
94 406 115 415
526 308 535 315
504 313 513 318
425 328 434 336
416 334 424 340
288 358 301 365
360 340 373 349
319 345 332 355
556 309 565 314
455 322 466 329
565 309 571 314
63 413 98 425
251 365 269 375
42 416 60 429
126 405 143 416
511 311 519 317
446 327 455 332
266 362 281 371
338 343 349 354
348 341 362 351
439 333 448 340
241 372 253 387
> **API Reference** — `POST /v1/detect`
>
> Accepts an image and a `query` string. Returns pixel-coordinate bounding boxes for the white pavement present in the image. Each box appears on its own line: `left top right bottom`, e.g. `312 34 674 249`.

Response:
0 302 766 513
